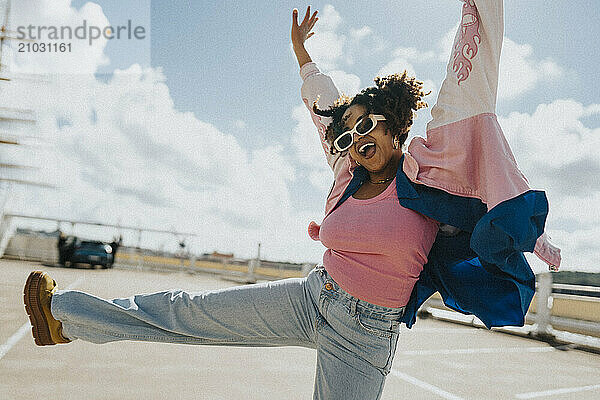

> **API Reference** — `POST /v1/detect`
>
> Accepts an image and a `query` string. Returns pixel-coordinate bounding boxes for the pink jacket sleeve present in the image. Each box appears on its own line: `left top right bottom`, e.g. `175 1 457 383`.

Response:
402 0 561 267
300 62 355 219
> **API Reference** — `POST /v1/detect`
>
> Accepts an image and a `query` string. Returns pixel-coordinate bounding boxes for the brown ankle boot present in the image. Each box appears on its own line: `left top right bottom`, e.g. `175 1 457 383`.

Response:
24 271 72 346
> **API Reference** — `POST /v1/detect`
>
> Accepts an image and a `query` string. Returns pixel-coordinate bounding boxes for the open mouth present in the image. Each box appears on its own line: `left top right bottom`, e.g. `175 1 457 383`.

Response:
358 142 376 159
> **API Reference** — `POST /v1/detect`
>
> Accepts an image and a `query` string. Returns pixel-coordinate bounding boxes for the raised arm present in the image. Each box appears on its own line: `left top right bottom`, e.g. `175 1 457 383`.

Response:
407 0 516 207
292 7 346 177
410 0 561 269
291 7 317 68
427 0 503 130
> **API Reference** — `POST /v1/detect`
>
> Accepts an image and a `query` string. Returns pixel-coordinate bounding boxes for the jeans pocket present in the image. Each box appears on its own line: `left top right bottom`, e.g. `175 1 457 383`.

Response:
353 313 395 338
318 299 393 372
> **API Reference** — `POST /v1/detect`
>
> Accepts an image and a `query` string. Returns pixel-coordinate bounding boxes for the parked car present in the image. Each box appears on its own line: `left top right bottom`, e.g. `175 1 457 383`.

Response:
68 239 114 269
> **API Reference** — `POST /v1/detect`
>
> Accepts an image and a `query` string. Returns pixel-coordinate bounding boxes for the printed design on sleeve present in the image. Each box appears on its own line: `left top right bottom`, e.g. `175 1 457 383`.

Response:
303 98 331 153
451 0 481 85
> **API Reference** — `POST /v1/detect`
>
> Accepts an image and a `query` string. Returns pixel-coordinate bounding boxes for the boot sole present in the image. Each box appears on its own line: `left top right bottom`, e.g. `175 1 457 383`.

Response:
24 271 55 346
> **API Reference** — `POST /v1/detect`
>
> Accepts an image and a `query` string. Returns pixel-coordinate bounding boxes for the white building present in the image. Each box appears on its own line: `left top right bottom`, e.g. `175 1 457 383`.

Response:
0 0 48 256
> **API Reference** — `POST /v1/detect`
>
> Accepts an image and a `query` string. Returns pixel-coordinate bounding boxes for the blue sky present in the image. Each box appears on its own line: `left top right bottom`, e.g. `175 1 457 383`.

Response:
82 1 600 135
148 1 599 118
4 1 600 270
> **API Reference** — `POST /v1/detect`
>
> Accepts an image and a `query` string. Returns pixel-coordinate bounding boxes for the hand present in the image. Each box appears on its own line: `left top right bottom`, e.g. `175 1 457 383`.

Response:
291 6 318 49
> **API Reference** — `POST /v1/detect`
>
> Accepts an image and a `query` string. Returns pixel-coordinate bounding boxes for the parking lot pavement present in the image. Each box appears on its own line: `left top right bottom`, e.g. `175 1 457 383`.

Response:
2 259 600 400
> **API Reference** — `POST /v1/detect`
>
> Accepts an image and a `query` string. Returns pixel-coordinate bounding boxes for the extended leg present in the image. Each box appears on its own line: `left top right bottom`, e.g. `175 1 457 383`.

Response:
50 272 321 347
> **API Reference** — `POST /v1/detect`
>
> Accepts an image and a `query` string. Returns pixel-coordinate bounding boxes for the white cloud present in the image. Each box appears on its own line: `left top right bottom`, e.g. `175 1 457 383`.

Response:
350 26 372 40
391 47 436 63
377 58 416 78
290 104 333 192
376 40 440 100
233 120 247 130
301 4 378 71
308 169 334 192
498 37 563 100
500 99 599 172
6 1 111 74
304 30 345 71
4 0 150 75
499 99 600 271
328 70 361 97
319 4 342 31
421 80 438 104
290 105 325 168
2 3 320 262
438 24 459 63
2 61 326 262
377 45 438 78
303 4 346 71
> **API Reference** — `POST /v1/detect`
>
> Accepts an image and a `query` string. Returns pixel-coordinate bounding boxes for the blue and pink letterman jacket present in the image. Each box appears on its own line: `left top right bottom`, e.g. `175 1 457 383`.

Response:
299 0 562 328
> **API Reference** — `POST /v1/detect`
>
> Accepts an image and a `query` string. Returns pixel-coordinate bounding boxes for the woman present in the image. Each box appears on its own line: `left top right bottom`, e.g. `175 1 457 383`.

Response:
24 2 560 399
294 1 561 329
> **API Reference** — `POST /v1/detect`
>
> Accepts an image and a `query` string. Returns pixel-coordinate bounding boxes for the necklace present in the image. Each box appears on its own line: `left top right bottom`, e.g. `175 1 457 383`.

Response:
368 176 394 184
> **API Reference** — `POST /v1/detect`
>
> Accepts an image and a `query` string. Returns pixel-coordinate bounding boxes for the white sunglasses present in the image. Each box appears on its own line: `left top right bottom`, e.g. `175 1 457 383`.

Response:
333 114 386 152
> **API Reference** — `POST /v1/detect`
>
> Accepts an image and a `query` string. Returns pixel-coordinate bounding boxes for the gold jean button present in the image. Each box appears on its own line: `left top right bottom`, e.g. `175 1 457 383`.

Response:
324 282 333 291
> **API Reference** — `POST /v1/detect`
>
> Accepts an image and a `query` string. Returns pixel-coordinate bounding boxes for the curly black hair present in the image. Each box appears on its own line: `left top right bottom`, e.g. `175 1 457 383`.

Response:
313 71 429 154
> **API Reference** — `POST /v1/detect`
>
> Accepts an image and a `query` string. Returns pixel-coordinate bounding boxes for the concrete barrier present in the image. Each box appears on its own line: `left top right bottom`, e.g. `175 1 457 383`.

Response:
2 233 308 280
115 251 305 280
3 234 58 262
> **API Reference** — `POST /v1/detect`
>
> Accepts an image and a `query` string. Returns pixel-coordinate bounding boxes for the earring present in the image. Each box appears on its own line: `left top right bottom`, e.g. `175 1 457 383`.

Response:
393 137 400 150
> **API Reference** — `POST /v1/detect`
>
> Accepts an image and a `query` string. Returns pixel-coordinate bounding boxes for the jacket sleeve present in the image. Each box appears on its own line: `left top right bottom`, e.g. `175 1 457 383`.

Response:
300 62 358 220
403 0 561 268
405 0 514 205
299 62 348 179
427 0 503 130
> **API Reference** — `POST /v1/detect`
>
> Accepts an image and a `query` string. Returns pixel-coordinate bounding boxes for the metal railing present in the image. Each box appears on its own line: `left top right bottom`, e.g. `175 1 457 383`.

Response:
423 272 600 340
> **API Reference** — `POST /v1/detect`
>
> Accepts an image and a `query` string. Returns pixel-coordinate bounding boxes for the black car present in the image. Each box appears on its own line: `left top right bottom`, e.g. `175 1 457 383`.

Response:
68 240 114 269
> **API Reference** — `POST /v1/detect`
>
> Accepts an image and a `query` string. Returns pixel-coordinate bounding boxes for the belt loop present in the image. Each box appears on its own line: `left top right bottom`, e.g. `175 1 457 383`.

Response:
350 298 357 316
316 265 325 277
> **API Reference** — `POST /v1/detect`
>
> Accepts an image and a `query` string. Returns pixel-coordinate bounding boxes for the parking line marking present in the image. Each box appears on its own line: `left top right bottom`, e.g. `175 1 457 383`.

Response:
0 324 32 360
405 328 481 333
0 277 84 361
390 370 465 400
398 346 556 356
515 384 600 399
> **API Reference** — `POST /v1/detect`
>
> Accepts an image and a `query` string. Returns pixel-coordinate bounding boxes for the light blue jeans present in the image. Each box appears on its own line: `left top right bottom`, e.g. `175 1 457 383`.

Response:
51 266 404 400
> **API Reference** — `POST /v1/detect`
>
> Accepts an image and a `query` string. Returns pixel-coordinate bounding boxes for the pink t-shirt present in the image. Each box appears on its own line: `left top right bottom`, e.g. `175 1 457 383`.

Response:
318 178 439 308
